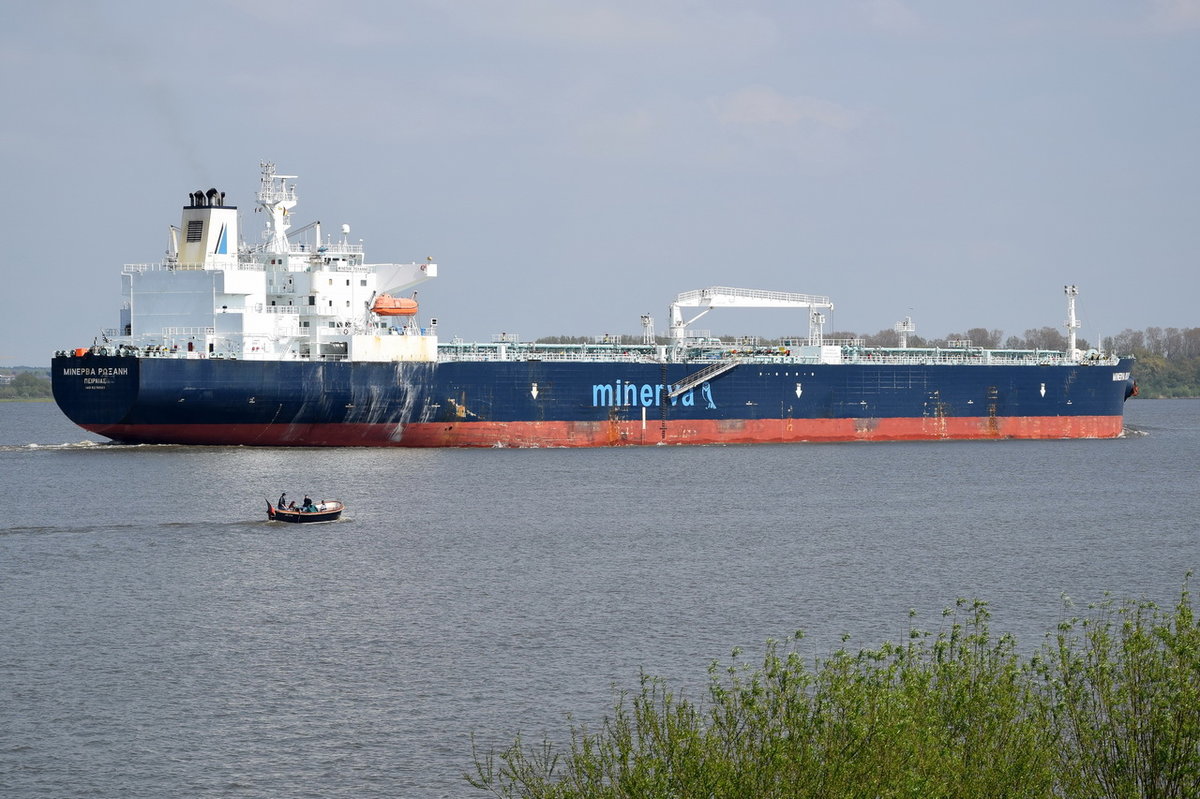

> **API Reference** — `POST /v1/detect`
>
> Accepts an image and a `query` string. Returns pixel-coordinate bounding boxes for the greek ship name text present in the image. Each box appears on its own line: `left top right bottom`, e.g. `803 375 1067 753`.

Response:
62 367 130 377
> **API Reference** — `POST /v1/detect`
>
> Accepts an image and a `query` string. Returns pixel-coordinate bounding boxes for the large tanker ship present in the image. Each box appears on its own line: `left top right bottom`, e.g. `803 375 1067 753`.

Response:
52 164 1136 447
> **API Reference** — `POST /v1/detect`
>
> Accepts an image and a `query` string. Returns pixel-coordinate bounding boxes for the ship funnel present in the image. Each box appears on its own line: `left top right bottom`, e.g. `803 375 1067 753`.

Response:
178 185 238 267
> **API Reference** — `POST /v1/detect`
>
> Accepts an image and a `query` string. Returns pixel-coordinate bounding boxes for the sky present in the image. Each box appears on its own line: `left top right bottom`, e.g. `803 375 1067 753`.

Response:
2 0 1198 367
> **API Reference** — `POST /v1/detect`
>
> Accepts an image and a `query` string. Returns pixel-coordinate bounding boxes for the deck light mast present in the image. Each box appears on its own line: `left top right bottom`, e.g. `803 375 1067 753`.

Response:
1064 285 1080 361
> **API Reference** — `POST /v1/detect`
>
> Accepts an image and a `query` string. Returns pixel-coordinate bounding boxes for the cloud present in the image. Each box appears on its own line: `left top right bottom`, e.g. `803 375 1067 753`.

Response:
705 86 866 171
561 85 866 173
711 86 860 132
1146 0 1200 31
572 108 662 158
230 0 409 46
857 0 924 35
440 0 776 52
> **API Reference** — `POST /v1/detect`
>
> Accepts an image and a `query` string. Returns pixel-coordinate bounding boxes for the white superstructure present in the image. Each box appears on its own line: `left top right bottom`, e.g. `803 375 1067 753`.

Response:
116 162 438 361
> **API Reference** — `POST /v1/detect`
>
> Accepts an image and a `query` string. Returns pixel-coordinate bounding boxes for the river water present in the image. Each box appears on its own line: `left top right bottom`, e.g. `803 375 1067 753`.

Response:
2 399 1197 797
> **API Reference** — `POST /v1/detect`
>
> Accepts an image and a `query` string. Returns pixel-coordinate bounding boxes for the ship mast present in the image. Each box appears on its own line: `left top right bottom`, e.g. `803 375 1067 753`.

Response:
1064 284 1080 361
256 161 298 252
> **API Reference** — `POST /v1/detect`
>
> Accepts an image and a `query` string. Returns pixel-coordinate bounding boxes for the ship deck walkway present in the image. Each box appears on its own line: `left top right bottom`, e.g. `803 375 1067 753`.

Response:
667 359 740 398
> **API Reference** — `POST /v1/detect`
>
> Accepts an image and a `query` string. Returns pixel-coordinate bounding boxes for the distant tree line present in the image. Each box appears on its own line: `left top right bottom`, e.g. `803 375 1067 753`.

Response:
1103 326 1200 398
1105 326 1200 359
0 371 51 400
823 326 1083 351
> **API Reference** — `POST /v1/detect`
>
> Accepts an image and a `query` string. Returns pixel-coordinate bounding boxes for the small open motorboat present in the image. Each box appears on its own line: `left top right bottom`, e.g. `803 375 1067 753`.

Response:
265 498 345 524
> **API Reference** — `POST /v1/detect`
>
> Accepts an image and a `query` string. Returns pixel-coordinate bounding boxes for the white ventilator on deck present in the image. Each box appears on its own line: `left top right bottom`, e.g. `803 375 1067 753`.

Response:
669 287 835 345
1064 284 1081 362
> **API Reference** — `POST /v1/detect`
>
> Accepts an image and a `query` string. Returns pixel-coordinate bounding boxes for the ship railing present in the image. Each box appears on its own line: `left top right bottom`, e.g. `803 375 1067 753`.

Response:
834 349 1116 366
435 341 1121 367
300 306 346 318
245 239 364 256
309 258 364 271
298 242 364 256
438 351 661 364
125 261 267 273
125 262 188 273
773 337 864 349
438 343 663 363
537 351 661 363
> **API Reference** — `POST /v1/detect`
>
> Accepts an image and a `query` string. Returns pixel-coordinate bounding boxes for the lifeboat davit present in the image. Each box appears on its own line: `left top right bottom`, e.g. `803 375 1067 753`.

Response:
370 294 418 316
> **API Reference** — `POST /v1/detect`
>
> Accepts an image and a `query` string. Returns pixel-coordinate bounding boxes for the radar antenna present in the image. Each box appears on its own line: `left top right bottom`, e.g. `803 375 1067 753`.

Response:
256 162 299 252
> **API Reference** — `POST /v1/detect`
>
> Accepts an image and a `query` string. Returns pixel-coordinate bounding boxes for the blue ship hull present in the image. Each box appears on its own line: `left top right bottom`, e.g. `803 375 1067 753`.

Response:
52 354 1136 446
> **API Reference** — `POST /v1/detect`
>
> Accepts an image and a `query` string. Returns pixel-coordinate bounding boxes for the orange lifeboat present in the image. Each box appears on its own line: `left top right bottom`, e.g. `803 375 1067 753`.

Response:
370 294 418 317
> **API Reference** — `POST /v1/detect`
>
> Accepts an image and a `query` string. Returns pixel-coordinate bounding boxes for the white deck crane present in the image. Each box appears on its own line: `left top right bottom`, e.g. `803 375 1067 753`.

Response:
668 286 835 346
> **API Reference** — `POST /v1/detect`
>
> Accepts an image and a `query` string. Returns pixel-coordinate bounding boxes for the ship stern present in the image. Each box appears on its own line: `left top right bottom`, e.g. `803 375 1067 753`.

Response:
52 352 141 439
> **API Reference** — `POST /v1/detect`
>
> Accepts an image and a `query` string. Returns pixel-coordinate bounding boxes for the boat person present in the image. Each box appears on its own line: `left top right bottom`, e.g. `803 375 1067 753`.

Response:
273 492 324 513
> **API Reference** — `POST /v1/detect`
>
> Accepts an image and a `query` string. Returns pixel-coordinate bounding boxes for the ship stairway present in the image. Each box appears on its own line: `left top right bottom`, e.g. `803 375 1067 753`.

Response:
668 359 739 398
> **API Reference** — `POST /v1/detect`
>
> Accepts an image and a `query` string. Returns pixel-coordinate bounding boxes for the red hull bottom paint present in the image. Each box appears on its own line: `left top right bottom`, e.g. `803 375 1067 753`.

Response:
86 415 1126 448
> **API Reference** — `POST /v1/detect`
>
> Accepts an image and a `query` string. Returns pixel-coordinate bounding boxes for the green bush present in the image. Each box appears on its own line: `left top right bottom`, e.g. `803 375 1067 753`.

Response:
1037 586 1200 797
468 580 1200 798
